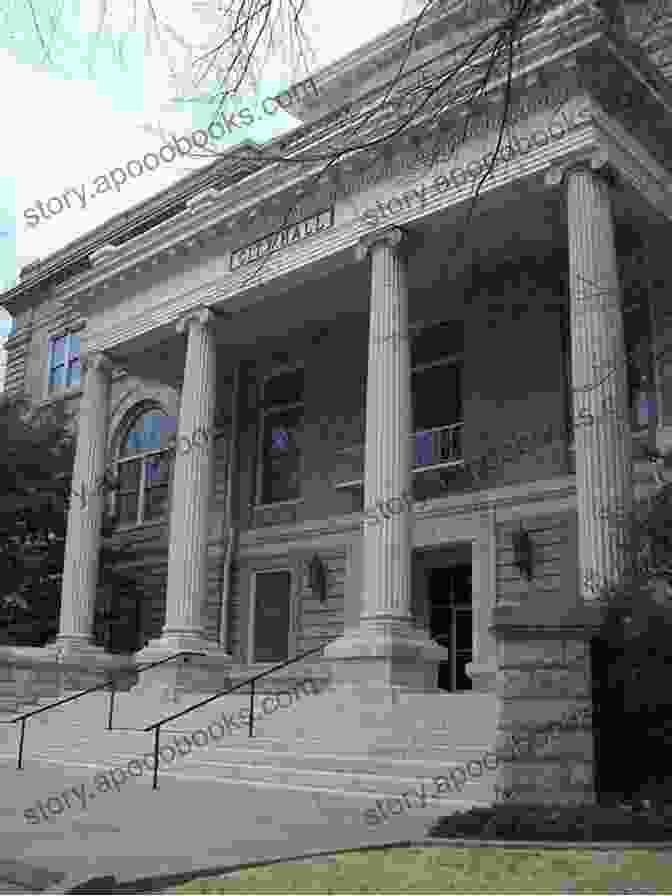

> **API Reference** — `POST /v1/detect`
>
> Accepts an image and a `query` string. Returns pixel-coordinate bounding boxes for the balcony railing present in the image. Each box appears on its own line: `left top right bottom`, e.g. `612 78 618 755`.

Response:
413 423 463 472
333 422 464 488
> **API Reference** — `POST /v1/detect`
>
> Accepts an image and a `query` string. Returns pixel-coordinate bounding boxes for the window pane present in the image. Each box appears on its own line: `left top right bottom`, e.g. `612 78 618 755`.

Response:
263 369 304 407
117 494 139 526
412 364 461 430
144 484 169 520
145 454 172 485
50 336 65 366
253 571 291 662
262 407 302 503
456 610 473 651
123 411 172 456
49 365 65 391
412 321 463 367
68 334 80 360
159 415 178 445
452 566 472 604
635 393 657 428
118 459 142 491
67 359 81 388
415 430 434 467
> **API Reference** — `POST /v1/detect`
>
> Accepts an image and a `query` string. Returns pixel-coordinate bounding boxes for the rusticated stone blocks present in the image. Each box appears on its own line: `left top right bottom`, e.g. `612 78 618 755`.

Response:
493 632 596 805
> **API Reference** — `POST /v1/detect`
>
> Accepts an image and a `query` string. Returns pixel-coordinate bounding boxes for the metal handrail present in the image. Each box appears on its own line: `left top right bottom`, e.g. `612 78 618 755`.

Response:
143 640 334 790
4 650 204 770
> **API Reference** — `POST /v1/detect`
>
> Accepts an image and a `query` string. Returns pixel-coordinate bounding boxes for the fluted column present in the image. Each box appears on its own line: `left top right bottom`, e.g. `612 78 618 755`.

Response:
359 229 414 627
163 308 216 646
548 154 633 600
153 307 222 652
324 228 448 690
56 352 113 653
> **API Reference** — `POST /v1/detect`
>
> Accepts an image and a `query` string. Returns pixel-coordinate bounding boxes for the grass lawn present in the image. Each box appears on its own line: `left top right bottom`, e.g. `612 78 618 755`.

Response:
174 846 672 893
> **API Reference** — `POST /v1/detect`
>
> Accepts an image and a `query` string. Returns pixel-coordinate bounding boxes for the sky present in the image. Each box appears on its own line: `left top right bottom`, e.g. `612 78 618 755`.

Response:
0 0 410 387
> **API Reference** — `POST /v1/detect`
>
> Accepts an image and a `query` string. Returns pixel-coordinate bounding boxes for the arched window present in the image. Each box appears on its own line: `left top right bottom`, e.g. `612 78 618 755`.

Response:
116 409 177 527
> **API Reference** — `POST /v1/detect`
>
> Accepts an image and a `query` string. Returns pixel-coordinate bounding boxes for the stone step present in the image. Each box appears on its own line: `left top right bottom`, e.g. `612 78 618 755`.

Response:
0 688 498 761
1 730 496 800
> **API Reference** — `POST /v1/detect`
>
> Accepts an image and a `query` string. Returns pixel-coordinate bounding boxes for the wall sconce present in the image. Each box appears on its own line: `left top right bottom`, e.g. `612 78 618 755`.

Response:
512 525 534 581
308 554 328 603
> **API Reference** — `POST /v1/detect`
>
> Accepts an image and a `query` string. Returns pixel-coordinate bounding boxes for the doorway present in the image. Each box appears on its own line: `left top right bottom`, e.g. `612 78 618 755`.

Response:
427 563 473 691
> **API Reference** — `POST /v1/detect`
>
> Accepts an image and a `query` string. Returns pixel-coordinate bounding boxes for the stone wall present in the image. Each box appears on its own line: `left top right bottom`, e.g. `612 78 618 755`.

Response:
492 626 598 805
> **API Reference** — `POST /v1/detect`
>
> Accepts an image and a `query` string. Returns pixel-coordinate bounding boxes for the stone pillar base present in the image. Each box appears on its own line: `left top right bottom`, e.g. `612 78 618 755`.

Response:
138 634 230 661
135 638 232 697
324 618 449 692
492 605 602 807
52 636 110 660
44 640 134 692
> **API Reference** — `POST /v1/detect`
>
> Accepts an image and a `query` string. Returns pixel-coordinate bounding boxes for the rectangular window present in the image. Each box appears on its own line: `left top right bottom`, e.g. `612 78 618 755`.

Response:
259 368 304 504
115 458 142 527
411 321 463 468
142 454 172 521
252 570 292 663
115 450 173 528
48 333 81 395
624 290 657 438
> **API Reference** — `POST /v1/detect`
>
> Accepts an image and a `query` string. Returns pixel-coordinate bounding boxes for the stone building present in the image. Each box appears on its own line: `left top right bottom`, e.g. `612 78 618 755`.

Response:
1 0 671 804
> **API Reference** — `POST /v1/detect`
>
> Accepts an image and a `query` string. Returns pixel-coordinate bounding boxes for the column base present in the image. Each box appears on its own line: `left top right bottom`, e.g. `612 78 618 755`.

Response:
323 617 449 692
46 638 134 692
137 634 231 662
51 636 126 666
136 636 232 697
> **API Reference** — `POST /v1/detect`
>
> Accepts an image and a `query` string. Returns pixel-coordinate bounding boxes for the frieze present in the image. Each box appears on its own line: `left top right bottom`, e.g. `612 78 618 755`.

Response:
330 78 578 206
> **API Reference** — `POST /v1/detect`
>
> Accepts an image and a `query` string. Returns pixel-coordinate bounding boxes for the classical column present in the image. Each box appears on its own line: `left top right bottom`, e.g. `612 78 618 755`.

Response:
145 307 225 655
56 352 113 654
325 228 448 690
360 228 414 627
548 154 633 600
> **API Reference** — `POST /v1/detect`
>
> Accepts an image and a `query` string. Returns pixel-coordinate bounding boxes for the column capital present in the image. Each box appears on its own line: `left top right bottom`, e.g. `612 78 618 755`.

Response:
355 227 407 262
176 306 215 337
81 352 113 379
545 150 618 191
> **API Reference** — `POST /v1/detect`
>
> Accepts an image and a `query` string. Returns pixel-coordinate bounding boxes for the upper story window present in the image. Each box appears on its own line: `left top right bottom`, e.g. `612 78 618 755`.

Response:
411 320 463 468
258 367 304 505
115 409 177 528
622 253 657 439
48 333 80 395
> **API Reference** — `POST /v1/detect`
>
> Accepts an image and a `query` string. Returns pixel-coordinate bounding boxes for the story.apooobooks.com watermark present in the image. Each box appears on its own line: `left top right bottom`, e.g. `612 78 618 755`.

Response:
23 675 328 824
22 78 318 230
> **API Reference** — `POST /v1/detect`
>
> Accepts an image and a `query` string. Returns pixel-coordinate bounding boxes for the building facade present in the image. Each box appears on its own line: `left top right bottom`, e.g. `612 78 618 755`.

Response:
3 0 672 804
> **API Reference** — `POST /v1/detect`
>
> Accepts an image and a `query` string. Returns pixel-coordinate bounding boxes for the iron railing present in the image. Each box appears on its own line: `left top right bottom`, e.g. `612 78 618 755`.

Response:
143 641 334 790
2 651 204 769
334 423 464 488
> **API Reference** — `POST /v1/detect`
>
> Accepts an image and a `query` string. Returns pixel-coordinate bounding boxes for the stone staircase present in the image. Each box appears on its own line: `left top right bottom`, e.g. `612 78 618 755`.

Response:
0 666 499 805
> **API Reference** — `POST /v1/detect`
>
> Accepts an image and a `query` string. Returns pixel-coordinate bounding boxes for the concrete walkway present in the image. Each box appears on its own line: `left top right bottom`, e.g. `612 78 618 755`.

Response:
0 756 473 893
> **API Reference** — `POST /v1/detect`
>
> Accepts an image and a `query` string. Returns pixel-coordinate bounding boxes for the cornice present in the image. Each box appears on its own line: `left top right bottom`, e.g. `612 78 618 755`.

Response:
1 143 266 313
84 92 598 353
585 104 672 218
72 73 587 322
8 2 605 318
